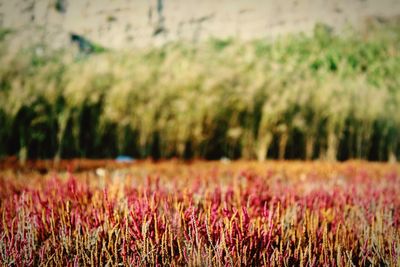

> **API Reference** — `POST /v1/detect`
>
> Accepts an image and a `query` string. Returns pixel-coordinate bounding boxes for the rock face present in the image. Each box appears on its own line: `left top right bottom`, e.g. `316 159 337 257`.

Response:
1 0 400 49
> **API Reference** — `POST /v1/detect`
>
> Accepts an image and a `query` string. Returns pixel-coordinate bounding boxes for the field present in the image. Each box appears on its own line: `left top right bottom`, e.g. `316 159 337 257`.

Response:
1 12 400 267
1 160 399 266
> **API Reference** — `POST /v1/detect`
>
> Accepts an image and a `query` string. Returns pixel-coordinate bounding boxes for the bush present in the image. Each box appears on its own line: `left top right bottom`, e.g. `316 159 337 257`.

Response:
0 24 399 161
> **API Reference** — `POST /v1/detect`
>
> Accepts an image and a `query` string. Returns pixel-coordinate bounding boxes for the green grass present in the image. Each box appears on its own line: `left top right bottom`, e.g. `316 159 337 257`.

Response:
0 23 399 161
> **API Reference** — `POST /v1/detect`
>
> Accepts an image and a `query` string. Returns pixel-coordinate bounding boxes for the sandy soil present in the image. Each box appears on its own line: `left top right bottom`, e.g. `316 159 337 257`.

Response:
1 0 400 49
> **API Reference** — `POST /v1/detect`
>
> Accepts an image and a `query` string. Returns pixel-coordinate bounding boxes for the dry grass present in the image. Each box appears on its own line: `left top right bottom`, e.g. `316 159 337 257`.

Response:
0 24 399 161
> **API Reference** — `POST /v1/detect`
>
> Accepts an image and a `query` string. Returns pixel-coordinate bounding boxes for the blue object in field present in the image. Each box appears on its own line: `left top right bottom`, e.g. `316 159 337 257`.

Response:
115 155 134 162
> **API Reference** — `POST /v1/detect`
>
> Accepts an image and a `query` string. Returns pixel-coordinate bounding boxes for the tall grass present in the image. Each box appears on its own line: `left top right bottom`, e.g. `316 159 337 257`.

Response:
0 23 399 161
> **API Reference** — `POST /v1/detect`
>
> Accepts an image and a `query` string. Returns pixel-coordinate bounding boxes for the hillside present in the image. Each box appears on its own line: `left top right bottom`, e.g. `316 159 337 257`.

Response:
1 0 400 49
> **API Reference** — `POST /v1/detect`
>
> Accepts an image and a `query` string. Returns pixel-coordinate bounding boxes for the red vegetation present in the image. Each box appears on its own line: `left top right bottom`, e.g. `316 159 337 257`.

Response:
0 161 399 266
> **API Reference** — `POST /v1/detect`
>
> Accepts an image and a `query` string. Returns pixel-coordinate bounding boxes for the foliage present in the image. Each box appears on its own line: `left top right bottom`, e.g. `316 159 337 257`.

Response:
0 24 399 160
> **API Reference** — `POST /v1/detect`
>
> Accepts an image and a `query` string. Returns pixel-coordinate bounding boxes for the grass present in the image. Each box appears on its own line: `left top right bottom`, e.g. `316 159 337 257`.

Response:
0 161 399 265
0 23 399 161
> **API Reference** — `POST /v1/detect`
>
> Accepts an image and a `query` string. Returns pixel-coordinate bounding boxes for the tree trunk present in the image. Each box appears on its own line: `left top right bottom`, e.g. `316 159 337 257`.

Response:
388 151 397 163
388 141 397 163
278 133 288 160
241 131 254 160
305 136 315 160
326 131 338 162
356 129 362 159
18 146 27 166
256 132 272 162
55 111 69 164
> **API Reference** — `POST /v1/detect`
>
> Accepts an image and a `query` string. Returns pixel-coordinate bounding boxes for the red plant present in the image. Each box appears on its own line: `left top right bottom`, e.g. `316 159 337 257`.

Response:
0 161 399 266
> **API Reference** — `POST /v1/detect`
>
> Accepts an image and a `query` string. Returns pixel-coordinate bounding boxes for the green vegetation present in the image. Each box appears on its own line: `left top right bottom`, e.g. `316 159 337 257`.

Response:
0 24 399 161
0 28 12 41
